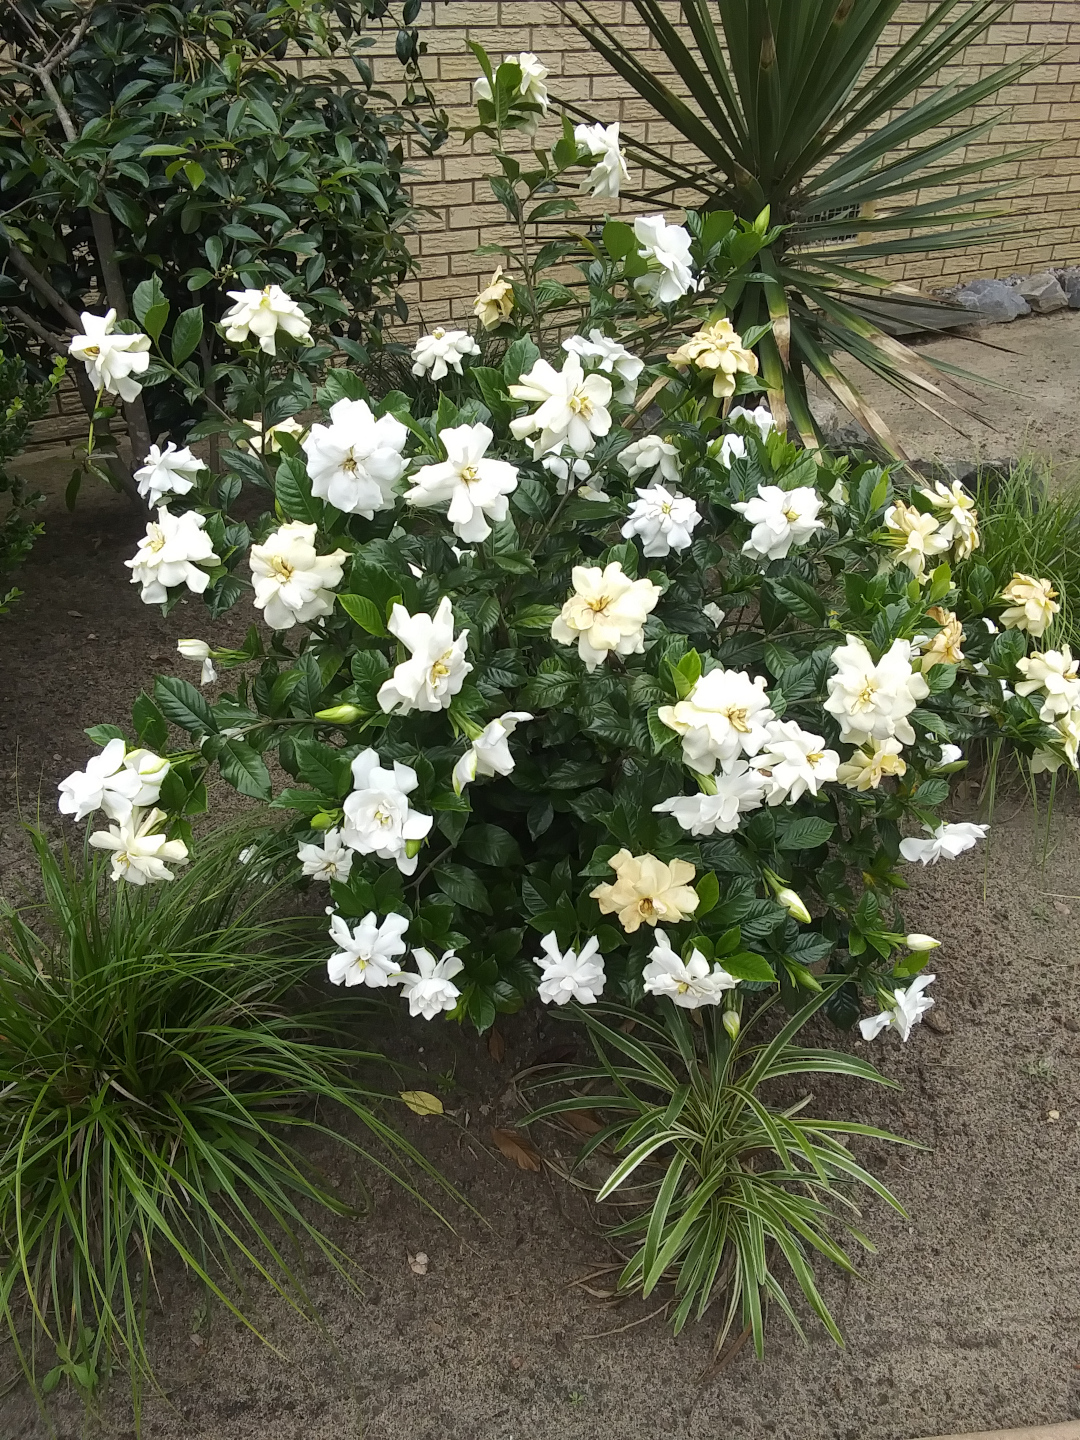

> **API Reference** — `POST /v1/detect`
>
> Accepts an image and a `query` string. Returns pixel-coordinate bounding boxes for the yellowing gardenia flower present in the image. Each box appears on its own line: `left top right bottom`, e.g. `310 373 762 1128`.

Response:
377 597 472 714
297 828 354 883
667 318 758 398
134 442 204 507
411 326 481 381
89 807 189 886
405 421 519 543
732 484 824 562
632 214 695 304
899 821 988 864
474 266 515 329
221 284 312 356
302 397 408 517
590 850 699 934
882 499 950 579
919 607 965 672
619 435 681 485
249 520 347 631
397 947 464 1020
1016 645 1080 721
58 737 168 823
177 638 216 685
509 353 613 457
241 416 305 453
750 719 840 804
859 974 935 1042
642 930 736 1008
918 478 979 558
835 736 907 791
823 636 929 746
621 483 701 558
326 910 408 988
574 120 630 198
127 507 220 605
341 749 433 876
68 309 150 401
562 329 643 404
653 760 767 836
1000 573 1059 638
658 667 775 774
550 561 660 671
535 932 605 1005
452 711 533 795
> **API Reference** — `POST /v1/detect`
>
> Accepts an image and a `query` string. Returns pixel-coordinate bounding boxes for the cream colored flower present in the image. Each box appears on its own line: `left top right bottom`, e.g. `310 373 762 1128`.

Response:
1001 573 1059 638
666 319 758 399
590 849 699 934
882 500 949 579
551 561 660 671
1016 645 1080 721
658 668 775 774
241 416 305 454
918 478 979 558
474 267 515 330
919 607 965 672
835 737 908 791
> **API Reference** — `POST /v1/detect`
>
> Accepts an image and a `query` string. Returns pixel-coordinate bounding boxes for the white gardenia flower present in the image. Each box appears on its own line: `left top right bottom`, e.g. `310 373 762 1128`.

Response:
632 215 695 304
474 52 550 120
574 121 630 199
241 416 305 454
89 807 189 885
823 636 929 746
249 520 347 630
177 638 216 685
509 353 613 457
551 562 660 671
732 484 825 561
411 327 481 381
68 309 150 402
562 329 643 404
58 737 169 822
939 743 963 766
452 711 533 795
750 720 840 804
859 974 936 1043
658 668 775 774
621 484 701 558
398 948 464 1020
126 508 219 605
718 434 746 469
899 821 988 865
727 405 775 442
642 930 736 1009
405 422 518 543
341 749 433 876
653 760 767 836
221 284 311 356
541 451 596 495
535 932 606 1005
620 435 681 485
882 500 950 579
298 828 354 883
302 397 408 517
918 478 980 558
703 603 726 628
326 910 408 988
134 442 204 507
377 597 472 714
1015 646 1080 722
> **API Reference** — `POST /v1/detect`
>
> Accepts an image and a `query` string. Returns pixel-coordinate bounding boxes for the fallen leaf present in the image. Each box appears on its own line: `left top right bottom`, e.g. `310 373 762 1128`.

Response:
399 1090 444 1116
408 1251 429 1275
487 1027 505 1063
491 1126 542 1171
563 1108 603 1136
528 1042 576 1069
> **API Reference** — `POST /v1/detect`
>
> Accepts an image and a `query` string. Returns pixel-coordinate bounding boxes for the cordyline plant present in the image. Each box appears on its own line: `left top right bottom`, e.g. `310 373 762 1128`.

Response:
52 56 1080 1344
558 0 1040 451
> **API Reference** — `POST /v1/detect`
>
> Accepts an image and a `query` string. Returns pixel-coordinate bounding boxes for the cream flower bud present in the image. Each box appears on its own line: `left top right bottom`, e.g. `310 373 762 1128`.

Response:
905 934 941 952
776 887 811 924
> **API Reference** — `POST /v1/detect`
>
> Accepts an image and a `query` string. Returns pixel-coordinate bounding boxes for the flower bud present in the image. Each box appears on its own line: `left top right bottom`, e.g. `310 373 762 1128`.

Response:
722 1009 740 1040
776 887 811 924
314 703 362 724
905 933 940 952
177 638 210 662
405 837 424 859
310 811 338 831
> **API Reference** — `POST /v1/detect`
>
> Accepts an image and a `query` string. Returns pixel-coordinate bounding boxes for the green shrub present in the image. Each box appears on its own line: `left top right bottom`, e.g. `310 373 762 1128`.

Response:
0 328 62 612
0 823 443 1407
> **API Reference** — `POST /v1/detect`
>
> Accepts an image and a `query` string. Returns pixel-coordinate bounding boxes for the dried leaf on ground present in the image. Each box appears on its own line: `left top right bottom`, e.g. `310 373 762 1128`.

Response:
562 1108 603 1136
487 1027 505 1063
491 1126 542 1171
399 1090 444 1116
408 1250 429 1275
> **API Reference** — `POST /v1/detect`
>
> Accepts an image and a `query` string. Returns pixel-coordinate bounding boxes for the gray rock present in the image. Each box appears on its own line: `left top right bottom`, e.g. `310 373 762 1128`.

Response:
1018 270 1068 313
954 278 1030 323
1056 267 1080 309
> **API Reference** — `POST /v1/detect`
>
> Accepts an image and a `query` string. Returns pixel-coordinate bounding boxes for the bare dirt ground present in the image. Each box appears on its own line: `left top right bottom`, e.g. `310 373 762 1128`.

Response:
2 313 1080 1440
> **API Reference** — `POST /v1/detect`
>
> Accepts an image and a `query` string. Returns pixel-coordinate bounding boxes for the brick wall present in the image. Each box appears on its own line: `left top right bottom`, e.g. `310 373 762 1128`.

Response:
345 0 1080 324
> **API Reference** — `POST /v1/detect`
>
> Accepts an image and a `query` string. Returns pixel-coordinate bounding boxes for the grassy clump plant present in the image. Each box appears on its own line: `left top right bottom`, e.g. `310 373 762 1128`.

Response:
0 824 442 1410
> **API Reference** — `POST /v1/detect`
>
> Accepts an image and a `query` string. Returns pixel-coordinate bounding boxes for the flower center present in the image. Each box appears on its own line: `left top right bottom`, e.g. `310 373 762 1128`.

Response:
568 389 594 418
660 501 673 515
342 453 358 473
460 465 480 485
856 679 878 707
432 327 445 339
639 897 658 919
147 525 166 553
807 751 825 767
270 557 295 581
373 805 394 828
429 650 454 686
783 505 799 522
722 705 751 733
586 596 611 621
84 344 101 357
